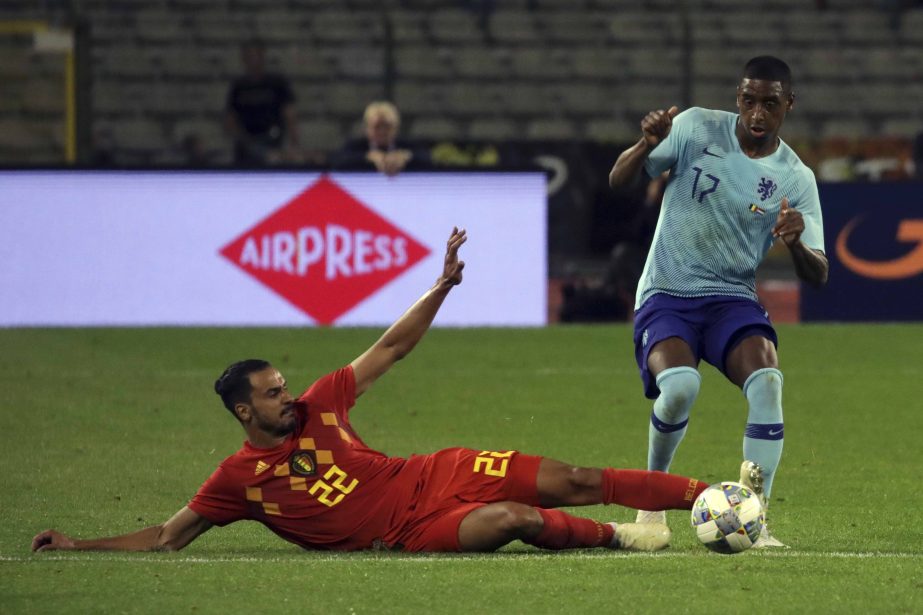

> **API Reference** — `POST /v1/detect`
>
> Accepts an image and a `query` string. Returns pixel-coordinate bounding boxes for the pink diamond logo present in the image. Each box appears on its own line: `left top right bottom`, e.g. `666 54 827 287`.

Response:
220 176 431 324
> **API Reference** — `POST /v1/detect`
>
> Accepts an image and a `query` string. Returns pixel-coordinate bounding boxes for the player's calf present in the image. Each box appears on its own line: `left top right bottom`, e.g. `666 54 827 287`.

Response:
457 502 544 552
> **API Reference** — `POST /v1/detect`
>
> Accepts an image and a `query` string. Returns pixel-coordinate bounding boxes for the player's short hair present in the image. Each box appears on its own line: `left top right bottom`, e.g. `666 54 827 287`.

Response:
742 56 792 93
214 359 271 418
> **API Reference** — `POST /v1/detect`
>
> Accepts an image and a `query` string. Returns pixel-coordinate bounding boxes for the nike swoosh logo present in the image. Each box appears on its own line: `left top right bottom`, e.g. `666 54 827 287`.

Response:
702 146 724 158
768 428 783 436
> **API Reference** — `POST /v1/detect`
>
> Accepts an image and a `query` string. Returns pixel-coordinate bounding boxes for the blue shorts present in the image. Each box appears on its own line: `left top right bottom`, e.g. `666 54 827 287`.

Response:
633 294 778 399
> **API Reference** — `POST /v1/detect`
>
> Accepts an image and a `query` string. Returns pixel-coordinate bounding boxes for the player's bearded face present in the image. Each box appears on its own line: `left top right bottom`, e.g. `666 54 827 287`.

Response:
736 79 793 143
246 368 297 437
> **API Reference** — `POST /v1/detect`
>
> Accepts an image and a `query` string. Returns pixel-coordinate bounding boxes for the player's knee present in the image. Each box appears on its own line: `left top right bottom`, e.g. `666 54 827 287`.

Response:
492 503 543 537
743 367 783 407
565 466 601 494
655 367 701 420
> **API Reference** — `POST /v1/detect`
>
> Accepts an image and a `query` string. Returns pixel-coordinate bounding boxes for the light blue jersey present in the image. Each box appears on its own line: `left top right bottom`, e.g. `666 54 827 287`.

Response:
637 107 824 310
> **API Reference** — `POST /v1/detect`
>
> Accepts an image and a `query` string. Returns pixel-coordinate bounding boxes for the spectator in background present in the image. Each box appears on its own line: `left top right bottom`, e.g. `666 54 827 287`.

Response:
331 101 429 176
225 40 301 167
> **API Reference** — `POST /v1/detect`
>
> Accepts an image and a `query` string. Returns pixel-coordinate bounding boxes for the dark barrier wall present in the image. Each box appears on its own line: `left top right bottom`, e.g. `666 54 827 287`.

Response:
802 182 923 322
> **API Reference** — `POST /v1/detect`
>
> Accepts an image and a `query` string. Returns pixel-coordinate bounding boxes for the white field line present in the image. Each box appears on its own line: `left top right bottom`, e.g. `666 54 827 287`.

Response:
2 551 921 564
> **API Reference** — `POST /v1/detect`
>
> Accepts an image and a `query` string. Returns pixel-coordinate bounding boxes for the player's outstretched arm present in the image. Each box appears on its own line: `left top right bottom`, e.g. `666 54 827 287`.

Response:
31 506 212 553
609 106 679 189
350 227 466 398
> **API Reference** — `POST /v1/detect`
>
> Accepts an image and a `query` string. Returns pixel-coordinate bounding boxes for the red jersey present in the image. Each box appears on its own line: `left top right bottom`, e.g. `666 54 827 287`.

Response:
190 366 542 551
190 366 428 550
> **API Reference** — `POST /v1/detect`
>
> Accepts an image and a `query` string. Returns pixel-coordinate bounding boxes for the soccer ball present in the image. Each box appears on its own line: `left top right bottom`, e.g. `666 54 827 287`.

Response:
690 482 764 554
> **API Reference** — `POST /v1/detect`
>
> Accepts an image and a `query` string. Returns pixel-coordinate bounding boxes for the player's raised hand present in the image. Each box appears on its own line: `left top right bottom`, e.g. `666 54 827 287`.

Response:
439 227 467 288
641 106 680 149
31 529 76 552
772 197 805 246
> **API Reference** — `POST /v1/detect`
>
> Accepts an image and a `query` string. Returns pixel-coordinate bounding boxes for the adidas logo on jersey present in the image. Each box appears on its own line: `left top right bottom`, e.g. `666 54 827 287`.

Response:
254 460 270 476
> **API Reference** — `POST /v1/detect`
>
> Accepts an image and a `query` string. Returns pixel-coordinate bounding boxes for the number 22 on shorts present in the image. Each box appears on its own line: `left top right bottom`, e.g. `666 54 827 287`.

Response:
473 451 515 477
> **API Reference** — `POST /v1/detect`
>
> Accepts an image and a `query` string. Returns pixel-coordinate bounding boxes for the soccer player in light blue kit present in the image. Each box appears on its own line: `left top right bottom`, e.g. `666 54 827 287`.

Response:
608 56 829 547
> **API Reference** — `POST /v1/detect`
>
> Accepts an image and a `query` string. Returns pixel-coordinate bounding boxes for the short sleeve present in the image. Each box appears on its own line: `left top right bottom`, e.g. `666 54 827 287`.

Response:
188 466 248 527
644 107 696 177
793 169 825 253
299 366 356 421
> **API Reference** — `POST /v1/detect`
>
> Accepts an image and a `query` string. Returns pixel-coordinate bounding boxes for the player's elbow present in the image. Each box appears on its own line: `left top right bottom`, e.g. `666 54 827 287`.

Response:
153 526 186 552
608 166 627 190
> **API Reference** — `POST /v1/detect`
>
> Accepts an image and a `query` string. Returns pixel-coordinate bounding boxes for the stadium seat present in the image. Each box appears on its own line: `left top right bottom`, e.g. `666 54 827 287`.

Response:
255 10 306 44
22 81 65 116
820 118 874 139
570 48 624 80
109 118 168 156
554 84 619 116
454 47 510 79
880 118 923 138
394 46 453 79
526 118 578 140
510 48 572 80
334 46 385 79
96 47 158 81
171 118 229 154
444 83 505 116
274 47 335 81
538 12 607 44
488 10 540 44
584 117 638 143
191 16 252 45
394 82 444 115
298 119 345 151
325 82 385 118
468 118 519 141
389 11 429 44
0 51 35 80
135 10 192 46
429 9 484 44
155 47 220 81
0 119 52 151
407 116 463 141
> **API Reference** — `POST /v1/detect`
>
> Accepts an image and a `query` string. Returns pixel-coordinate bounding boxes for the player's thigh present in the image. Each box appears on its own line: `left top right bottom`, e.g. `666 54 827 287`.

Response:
647 337 697 377
725 334 778 388
457 502 543 552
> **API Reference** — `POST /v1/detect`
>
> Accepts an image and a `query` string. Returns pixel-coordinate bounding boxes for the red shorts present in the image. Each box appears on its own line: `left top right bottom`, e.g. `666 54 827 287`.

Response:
389 447 543 552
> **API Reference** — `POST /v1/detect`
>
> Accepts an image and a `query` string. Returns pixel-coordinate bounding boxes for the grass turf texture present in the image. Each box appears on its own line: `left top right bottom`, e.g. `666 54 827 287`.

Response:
2 325 922 614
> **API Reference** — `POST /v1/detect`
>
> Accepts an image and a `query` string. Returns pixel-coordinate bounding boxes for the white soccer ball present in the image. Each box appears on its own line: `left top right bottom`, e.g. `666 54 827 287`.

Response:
690 481 764 554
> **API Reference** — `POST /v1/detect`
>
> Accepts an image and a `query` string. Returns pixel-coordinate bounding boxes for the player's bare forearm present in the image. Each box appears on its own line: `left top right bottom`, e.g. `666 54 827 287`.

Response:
609 138 653 189
788 241 828 288
32 507 211 553
32 525 172 552
351 228 466 396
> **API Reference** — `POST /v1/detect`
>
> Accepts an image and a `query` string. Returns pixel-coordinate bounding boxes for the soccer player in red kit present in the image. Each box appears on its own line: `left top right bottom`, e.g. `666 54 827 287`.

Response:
32 228 726 555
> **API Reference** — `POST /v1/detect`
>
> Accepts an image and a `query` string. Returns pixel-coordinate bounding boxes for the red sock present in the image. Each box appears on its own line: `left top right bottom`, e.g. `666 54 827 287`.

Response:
602 469 707 510
525 508 614 550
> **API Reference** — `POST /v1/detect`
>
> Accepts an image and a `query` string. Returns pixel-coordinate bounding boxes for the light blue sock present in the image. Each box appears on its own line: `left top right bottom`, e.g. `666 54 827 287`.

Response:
648 366 701 472
743 367 784 500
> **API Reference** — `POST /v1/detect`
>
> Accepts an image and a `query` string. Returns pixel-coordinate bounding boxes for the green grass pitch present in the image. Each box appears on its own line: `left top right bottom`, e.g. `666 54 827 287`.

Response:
2 324 922 614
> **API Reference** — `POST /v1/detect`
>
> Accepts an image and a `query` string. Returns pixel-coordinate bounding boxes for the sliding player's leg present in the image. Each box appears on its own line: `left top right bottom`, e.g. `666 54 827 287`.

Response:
533 458 707 511
453 502 668 552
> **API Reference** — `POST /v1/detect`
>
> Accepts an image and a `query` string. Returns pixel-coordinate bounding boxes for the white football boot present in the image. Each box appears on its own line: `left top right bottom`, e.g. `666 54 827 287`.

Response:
634 509 667 525
607 522 671 551
739 460 788 549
